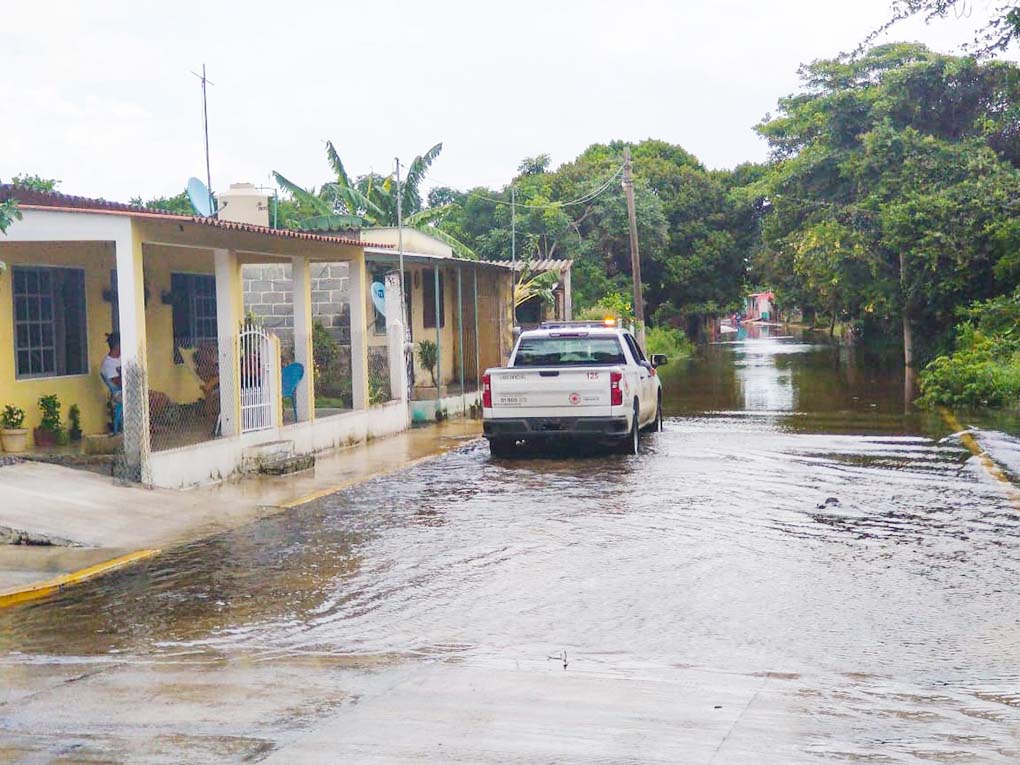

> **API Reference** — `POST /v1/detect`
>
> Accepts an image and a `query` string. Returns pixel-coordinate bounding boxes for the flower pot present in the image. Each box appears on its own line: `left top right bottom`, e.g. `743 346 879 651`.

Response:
32 427 59 448
1 428 29 453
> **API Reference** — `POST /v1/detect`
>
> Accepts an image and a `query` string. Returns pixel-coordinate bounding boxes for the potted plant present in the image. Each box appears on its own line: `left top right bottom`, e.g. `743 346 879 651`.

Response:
68 404 83 442
416 340 439 397
1 405 28 453
34 394 64 448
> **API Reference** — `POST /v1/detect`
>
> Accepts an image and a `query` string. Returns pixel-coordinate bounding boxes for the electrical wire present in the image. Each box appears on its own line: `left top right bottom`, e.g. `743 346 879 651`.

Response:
427 164 626 210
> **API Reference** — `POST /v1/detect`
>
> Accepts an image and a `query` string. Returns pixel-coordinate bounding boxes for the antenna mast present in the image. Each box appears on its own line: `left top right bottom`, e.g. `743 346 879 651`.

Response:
192 64 215 216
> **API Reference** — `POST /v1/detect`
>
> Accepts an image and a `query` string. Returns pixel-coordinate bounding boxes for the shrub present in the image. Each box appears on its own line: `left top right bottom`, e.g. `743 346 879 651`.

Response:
68 404 83 442
37 394 63 434
417 340 439 387
646 325 692 360
577 292 635 325
1 404 25 430
918 324 1020 408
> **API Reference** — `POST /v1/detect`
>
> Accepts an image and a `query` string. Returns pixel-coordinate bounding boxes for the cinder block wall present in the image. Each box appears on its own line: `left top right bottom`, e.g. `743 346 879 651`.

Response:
242 263 351 344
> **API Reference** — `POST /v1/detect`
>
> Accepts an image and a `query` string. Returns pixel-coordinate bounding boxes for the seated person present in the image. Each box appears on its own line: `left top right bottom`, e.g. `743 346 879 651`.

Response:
100 333 123 432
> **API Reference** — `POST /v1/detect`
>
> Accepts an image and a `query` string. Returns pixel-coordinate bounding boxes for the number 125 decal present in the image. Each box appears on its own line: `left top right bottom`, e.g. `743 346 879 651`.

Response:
586 371 600 381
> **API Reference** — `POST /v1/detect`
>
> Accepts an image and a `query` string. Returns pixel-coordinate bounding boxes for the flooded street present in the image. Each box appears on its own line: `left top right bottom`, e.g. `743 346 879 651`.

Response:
4 330 1020 763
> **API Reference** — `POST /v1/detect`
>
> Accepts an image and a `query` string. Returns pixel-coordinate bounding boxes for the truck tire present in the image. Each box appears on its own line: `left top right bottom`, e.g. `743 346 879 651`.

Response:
489 438 516 458
617 402 640 455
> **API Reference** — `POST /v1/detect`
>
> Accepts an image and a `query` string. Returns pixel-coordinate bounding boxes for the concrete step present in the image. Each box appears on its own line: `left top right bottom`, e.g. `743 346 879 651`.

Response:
242 440 295 473
258 454 315 476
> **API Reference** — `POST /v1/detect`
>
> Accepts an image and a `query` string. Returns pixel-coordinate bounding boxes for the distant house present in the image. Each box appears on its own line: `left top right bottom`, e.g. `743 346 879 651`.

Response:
745 291 775 322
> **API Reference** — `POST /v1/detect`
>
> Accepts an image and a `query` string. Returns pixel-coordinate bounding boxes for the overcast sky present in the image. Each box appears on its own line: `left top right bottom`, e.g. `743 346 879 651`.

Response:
2 0 1011 203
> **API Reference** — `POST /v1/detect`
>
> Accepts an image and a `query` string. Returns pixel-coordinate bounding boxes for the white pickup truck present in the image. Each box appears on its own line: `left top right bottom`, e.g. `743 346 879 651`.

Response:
481 321 668 456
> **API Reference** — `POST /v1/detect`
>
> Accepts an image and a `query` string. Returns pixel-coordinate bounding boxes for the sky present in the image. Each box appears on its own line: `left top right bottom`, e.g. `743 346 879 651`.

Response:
2 0 1013 203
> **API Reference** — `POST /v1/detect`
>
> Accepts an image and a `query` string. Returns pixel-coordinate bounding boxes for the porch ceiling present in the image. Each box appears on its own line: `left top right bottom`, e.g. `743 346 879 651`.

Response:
136 219 367 262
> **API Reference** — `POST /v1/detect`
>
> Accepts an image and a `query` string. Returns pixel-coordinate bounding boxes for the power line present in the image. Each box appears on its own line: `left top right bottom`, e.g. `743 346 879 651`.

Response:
427 164 626 210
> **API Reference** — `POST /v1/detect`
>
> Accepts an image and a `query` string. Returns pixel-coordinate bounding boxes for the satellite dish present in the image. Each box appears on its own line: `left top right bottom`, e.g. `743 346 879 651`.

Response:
371 281 387 316
186 177 213 217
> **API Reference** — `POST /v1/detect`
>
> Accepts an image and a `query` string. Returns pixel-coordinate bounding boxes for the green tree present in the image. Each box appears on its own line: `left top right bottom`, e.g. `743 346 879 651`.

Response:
753 43 1020 364
9 174 59 192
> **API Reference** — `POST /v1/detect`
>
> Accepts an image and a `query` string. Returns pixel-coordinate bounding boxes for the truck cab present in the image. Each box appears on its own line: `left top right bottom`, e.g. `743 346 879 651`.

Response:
481 321 668 456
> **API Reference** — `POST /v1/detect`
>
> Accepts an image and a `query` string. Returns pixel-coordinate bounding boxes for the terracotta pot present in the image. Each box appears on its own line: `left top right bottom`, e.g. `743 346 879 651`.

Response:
32 427 59 448
1 428 29 453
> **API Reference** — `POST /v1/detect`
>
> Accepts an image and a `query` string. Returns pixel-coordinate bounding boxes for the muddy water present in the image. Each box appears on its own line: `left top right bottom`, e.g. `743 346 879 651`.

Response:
4 328 1020 762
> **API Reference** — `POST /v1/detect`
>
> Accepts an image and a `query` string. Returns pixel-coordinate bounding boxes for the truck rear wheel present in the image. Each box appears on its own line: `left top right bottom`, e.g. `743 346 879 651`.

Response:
489 438 516 458
617 403 640 455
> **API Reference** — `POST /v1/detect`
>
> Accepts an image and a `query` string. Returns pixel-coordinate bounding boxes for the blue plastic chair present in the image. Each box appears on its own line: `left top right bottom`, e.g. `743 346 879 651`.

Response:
281 363 304 422
101 374 123 434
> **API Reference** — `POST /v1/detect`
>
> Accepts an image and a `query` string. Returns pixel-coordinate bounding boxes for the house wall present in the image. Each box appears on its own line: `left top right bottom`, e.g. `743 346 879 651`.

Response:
148 399 408 488
243 262 351 344
0 241 224 441
0 241 116 436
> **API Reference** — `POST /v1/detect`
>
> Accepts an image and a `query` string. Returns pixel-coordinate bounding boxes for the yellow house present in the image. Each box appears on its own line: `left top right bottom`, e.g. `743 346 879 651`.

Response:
0 185 407 488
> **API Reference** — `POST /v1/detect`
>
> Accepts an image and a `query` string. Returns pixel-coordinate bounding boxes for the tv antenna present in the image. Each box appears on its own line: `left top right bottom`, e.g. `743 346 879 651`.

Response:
190 64 215 216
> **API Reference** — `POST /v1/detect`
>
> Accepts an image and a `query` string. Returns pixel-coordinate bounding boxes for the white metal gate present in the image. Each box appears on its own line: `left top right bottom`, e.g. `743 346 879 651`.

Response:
240 321 274 433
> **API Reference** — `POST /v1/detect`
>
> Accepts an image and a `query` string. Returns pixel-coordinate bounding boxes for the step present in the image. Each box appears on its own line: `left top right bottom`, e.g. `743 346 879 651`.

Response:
258 454 315 476
241 440 295 472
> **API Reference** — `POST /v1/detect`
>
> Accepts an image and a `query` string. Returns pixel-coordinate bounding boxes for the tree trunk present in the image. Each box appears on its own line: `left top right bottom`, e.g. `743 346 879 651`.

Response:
902 312 914 369
829 314 836 338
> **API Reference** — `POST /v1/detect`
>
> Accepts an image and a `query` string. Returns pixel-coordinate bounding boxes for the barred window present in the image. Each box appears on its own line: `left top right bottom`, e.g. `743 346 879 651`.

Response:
12 266 88 379
171 273 218 362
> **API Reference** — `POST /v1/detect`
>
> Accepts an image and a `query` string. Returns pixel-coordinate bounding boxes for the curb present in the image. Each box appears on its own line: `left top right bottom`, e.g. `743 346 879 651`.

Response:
937 407 1020 506
0 549 160 610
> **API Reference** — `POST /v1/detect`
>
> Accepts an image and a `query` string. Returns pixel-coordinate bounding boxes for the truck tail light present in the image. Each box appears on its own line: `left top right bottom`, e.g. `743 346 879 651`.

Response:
610 371 623 406
482 373 492 409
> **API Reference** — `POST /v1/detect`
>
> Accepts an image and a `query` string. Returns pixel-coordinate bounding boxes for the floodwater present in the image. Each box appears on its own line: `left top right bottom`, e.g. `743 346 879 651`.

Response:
4 327 1020 763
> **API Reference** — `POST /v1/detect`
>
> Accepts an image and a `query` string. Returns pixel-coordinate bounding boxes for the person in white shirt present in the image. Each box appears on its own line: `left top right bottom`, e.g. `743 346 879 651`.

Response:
100 332 122 397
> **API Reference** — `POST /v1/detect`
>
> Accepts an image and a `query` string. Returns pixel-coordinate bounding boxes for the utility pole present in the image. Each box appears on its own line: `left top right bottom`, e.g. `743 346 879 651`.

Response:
622 147 646 348
510 185 517 326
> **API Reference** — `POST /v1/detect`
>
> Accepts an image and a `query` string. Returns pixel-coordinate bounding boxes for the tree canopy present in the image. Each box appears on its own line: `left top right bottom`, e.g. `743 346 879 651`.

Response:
751 43 1020 358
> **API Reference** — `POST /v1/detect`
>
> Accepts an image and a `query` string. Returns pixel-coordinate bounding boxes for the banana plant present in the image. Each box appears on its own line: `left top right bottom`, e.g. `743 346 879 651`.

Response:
514 268 559 308
272 141 477 257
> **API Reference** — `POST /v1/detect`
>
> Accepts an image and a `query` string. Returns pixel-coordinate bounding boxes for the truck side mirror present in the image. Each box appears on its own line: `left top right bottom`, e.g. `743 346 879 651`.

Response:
650 354 668 368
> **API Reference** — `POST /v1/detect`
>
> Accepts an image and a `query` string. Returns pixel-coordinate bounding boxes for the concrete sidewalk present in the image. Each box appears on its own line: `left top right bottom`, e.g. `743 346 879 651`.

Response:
0 420 481 602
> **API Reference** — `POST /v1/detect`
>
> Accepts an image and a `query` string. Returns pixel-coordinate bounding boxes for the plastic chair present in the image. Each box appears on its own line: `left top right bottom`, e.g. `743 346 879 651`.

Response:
101 374 123 434
281 363 304 422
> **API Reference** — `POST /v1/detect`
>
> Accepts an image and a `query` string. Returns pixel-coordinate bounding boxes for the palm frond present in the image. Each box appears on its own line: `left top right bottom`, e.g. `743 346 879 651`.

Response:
405 203 455 227
407 220 477 259
272 171 332 215
300 213 366 231
325 141 352 188
403 142 443 214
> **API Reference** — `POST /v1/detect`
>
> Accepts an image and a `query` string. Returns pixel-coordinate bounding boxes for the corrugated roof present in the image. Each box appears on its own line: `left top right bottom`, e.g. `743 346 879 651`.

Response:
478 258 573 272
0 185 392 249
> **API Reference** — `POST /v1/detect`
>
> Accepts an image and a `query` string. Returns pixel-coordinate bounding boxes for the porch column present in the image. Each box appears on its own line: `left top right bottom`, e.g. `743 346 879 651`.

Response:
384 270 408 404
291 256 315 421
434 266 442 401
563 266 572 320
343 254 368 410
473 267 481 386
456 267 465 411
214 249 242 437
114 221 151 482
